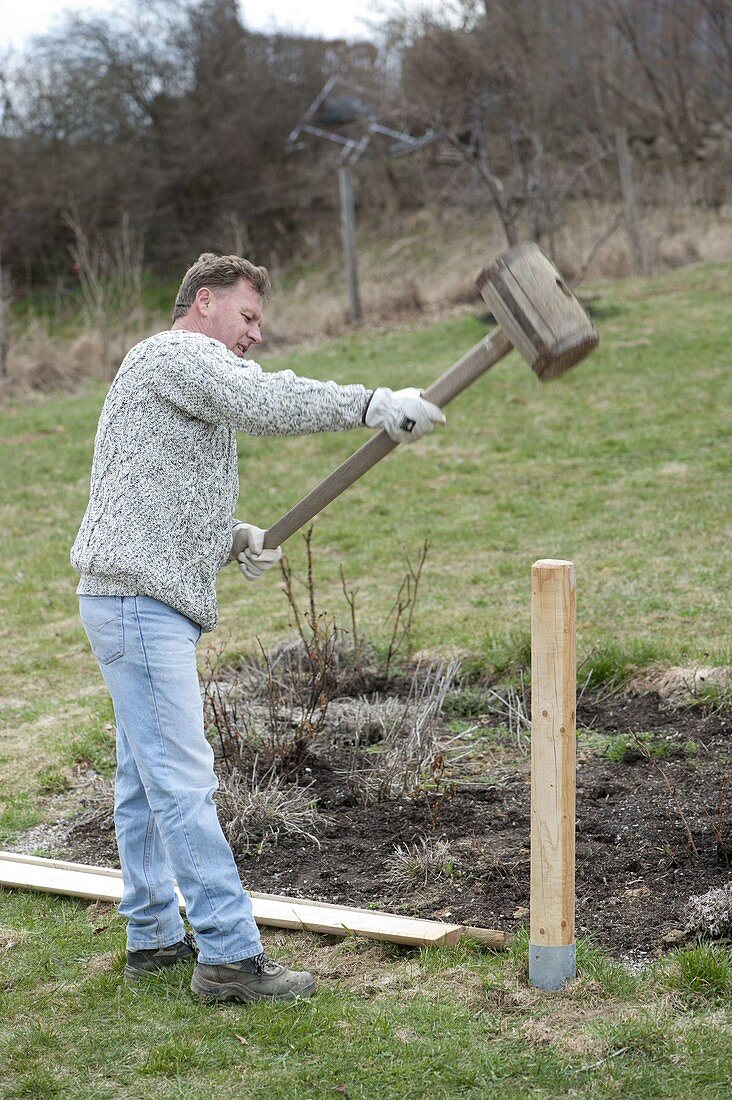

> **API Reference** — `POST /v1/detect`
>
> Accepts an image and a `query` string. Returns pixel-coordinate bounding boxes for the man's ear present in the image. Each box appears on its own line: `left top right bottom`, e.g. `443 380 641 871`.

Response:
195 287 213 313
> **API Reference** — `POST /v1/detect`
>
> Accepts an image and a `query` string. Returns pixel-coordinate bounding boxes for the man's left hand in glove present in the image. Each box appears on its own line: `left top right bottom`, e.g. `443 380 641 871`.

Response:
227 521 282 581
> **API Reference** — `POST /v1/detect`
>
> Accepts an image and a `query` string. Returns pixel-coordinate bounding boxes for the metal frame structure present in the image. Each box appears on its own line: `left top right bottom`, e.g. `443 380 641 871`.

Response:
286 77 436 322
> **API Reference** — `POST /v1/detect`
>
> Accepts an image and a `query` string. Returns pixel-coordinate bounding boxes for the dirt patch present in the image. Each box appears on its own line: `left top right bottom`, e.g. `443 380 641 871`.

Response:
51 686 732 960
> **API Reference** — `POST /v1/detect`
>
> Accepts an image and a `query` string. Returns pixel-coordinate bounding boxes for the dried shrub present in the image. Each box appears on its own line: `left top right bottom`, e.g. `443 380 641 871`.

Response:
255 623 349 775
370 280 424 321
201 650 272 776
4 321 80 393
658 234 702 269
345 660 459 805
384 541 429 678
68 330 107 379
201 531 441 804
265 631 379 701
631 665 731 708
385 835 458 886
440 278 482 307
479 676 532 756
314 696 405 747
201 632 386 777
215 769 321 855
685 884 732 940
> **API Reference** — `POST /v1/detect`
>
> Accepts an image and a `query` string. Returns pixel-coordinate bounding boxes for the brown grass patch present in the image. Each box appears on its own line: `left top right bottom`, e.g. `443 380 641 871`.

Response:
83 951 115 978
6 200 729 401
629 664 731 705
4 323 81 394
0 926 31 952
262 929 490 1005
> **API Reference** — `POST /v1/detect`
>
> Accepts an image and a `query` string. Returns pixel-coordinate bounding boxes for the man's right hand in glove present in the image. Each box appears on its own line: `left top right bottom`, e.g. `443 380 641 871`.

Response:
364 387 446 444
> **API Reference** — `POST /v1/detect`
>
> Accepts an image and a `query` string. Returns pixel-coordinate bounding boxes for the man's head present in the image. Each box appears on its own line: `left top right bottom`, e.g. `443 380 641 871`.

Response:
172 253 271 357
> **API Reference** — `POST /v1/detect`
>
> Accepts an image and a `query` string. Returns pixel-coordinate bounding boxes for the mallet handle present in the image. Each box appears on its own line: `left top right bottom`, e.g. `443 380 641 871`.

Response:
263 327 513 549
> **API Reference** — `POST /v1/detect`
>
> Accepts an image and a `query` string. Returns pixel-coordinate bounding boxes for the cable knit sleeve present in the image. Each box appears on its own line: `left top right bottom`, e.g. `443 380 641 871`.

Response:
149 332 369 435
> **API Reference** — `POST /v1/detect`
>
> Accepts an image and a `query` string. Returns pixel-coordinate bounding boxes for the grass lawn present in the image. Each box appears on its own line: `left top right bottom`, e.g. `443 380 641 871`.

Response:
1 897 731 1100
0 260 730 1097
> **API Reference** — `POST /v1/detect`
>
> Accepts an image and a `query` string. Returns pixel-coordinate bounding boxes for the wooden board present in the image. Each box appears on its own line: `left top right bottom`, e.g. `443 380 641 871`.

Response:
0 851 508 950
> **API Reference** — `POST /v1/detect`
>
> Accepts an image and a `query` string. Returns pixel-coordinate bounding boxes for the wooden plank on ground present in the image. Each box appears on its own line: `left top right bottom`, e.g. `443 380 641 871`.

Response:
0 851 508 949
0 850 126 878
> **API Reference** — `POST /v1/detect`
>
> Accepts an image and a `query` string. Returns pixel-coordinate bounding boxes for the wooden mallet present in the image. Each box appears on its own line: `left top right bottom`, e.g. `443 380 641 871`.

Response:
263 241 598 549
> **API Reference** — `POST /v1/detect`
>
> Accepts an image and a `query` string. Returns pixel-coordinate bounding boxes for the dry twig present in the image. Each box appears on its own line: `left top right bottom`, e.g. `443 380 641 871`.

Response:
631 732 699 858
384 541 429 678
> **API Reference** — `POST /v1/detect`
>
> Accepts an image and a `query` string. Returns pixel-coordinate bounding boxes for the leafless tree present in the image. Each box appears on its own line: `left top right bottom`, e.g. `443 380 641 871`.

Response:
0 0 729 292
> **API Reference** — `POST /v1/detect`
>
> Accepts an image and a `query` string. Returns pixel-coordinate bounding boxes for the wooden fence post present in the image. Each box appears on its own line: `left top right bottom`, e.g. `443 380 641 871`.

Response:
529 559 576 990
615 127 647 274
0 244 7 380
338 163 362 324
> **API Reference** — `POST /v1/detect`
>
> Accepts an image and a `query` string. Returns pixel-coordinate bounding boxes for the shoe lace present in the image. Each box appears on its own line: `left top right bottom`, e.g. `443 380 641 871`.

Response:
182 931 198 954
249 951 279 975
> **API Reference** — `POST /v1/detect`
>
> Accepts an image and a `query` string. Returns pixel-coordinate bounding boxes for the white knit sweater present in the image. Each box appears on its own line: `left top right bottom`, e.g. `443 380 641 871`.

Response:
71 330 371 631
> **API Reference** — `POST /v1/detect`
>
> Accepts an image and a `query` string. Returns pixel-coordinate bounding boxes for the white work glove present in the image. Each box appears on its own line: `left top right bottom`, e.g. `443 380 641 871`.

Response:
228 521 282 581
364 387 446 444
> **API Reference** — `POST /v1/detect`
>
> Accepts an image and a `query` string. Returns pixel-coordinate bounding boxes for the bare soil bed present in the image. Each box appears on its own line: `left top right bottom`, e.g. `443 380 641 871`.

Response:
59 680 732 960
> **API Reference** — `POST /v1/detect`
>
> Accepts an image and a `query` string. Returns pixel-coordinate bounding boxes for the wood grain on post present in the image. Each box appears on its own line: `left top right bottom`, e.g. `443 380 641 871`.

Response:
529 559 577 990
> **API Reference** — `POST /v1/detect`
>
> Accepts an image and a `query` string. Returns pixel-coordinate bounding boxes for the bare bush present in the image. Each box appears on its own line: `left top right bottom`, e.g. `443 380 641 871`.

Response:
201 532 433 781
262 527 368 765
201 648 272 776
480 676 532 756
203 633 389 778
384 541 429 678
201 533 448 804
345 660 460 804
365 280 425 321
631 665 732 709
254 625 348 775
215 768 322 855
64 208 145 368
264 631 380 698
68 330 108 379
217 530 431 774
315 695 406 748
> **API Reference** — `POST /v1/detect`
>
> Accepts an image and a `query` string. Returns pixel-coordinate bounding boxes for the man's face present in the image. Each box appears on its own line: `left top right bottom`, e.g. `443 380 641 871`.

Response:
198 279 264 358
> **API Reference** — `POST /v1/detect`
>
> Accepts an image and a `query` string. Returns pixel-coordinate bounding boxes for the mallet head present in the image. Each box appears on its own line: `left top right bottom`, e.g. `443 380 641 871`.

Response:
476 242 599 380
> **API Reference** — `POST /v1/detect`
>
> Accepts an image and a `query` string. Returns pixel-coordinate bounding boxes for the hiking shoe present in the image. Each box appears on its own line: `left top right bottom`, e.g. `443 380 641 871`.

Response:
124 931 198 983
190 951 315 1003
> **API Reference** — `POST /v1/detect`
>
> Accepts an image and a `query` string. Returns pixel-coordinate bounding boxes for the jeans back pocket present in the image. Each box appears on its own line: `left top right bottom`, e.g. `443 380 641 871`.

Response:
79 596 125 664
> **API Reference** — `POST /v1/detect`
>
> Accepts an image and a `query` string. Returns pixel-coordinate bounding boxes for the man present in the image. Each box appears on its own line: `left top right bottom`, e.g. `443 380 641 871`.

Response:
70 252 445 1003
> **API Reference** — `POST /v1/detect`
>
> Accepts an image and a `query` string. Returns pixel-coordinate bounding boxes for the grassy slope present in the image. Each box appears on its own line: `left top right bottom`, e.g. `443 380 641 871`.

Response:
1 263 730 756
0 262 731 1097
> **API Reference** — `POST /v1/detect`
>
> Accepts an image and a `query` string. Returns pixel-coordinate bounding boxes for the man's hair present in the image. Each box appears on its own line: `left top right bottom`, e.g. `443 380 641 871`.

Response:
172 253 271 321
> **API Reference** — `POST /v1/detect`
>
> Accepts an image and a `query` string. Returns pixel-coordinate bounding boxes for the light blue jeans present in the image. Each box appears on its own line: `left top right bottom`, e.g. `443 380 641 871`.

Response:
78 594 263 963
